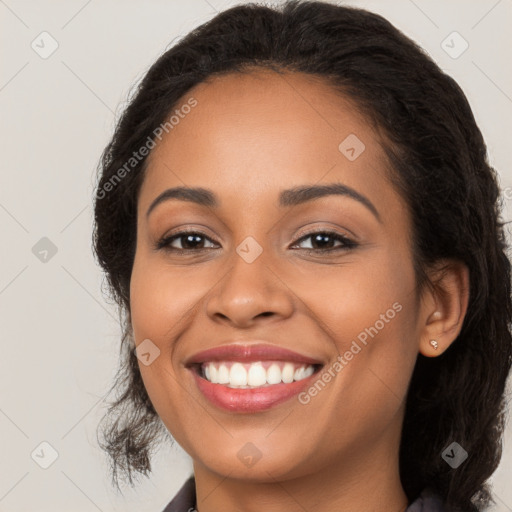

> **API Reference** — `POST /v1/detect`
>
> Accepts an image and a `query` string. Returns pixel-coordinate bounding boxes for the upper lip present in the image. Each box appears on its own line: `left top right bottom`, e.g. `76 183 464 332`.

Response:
185 342 325 366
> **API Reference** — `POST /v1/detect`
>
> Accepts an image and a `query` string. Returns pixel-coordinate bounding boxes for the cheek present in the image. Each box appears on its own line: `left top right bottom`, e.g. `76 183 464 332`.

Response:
285 247 417 350
129 253 202 445
294 247 419 408
129 253 207 345
289 251 419 456
337 249 419 372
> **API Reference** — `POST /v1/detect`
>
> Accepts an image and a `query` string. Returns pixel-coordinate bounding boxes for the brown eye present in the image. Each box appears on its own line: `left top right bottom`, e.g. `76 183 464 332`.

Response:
292 231 357 252
156 231 218 252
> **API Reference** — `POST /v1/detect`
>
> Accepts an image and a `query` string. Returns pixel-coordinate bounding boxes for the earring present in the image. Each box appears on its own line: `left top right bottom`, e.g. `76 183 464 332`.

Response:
430 339 438 350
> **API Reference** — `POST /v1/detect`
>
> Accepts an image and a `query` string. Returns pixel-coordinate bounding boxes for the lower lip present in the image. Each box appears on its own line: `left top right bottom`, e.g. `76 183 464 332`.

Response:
189 367 320 413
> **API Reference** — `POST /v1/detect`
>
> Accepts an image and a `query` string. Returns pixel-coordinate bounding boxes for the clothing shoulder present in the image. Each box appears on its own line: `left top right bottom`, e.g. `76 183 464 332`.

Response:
161 479 452 512
161 475 196 512
407 488 451 511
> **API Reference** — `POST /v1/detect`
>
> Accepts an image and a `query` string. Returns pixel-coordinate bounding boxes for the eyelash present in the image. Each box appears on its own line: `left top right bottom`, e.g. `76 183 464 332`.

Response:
155 229 358 255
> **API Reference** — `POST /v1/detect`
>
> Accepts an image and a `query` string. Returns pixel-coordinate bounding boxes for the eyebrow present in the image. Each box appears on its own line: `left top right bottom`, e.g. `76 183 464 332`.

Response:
146 183 381 222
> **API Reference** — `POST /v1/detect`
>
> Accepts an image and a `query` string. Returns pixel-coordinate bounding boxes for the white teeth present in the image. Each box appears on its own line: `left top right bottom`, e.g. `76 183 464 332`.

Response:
282 363 295 383
267 363 281 385
218 364 230 384
294 366 305 381
201 360 317 388
303 365 314 378
247 362 267 386
229 363 247 386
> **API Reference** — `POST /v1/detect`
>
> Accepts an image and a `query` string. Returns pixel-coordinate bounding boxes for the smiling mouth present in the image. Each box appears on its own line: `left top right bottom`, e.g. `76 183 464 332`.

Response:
190 360 323 389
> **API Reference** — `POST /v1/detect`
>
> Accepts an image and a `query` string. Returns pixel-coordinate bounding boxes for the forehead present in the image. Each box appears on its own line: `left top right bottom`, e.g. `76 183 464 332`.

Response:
139 68 396 218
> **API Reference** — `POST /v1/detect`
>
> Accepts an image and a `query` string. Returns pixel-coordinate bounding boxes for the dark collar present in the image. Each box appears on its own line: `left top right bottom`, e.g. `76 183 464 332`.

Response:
161 476 448 512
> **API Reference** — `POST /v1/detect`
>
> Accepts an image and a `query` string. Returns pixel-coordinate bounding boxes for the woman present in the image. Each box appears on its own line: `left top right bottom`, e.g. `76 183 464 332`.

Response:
92 1 512 511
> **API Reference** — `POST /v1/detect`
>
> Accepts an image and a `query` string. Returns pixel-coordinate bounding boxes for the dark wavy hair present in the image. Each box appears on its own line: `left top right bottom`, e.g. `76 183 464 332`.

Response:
92 1 512 510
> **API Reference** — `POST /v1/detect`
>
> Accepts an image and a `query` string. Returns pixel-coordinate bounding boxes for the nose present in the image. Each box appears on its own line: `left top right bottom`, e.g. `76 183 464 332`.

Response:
205 245 294 328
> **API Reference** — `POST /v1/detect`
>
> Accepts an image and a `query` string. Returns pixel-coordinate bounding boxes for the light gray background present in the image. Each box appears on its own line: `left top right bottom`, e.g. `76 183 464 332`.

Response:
1 0 511 511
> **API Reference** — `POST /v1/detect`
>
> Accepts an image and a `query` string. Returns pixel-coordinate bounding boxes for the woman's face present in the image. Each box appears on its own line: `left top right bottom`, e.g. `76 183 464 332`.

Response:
130 69 425 482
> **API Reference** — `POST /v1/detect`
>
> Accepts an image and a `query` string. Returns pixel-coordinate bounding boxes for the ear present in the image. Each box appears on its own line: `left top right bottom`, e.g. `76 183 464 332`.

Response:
418 260 470 357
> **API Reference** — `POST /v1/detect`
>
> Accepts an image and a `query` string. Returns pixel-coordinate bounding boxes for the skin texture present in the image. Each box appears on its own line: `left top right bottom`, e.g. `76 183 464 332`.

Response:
129 69 469 512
